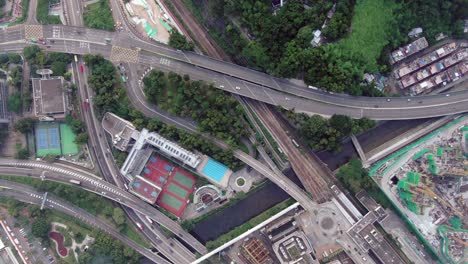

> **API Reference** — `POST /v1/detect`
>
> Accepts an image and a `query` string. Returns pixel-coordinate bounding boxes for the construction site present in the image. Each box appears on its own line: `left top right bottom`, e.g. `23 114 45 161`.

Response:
124 0 179 43
370 115 468 264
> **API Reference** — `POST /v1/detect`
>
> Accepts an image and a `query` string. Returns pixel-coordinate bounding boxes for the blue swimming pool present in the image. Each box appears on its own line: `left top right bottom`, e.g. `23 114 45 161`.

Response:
202 158 228 183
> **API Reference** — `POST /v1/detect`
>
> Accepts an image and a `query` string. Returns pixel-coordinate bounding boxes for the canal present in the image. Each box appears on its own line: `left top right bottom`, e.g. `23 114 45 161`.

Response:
191 118 437 243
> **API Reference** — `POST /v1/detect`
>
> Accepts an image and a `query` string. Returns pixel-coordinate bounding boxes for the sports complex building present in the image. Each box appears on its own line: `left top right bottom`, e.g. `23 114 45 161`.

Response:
102 113 233 217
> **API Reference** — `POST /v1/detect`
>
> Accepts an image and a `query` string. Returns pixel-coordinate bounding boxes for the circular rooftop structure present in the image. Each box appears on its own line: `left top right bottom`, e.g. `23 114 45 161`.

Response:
36 69 53 75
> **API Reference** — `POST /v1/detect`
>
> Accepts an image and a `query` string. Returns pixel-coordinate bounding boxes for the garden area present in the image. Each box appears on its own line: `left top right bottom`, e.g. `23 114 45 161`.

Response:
37 0 61 24
83 0 115 31
143 70 249 146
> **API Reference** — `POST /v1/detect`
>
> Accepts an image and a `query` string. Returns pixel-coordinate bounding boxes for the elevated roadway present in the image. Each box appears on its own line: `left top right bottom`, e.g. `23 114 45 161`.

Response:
72 50 199 262
61 12 195 263
0 179 171 264
0 160 206 256
0 25 467 119
126 64 319 212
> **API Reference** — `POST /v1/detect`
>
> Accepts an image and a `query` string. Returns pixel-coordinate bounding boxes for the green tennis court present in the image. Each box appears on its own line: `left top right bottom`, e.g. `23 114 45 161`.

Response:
167 183 188 198
60 124 79 155
173 172 194 189
161 194 183 210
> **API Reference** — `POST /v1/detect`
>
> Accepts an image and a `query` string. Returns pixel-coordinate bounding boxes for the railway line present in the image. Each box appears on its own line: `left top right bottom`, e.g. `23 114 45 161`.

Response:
249 101 332 203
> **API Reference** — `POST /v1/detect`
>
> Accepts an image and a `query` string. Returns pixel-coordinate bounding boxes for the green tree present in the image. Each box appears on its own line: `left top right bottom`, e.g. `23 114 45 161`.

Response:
7 92 22 113
241 41 270 70
329 114 353 136
112 207 126 227
74 133 89 145
51 61 67 76
336 158 373 193
23 46 41 62
65 115 85 133
0 54 9 64
14 118 36 134
31 217 49 240
168 31 194 51
16 148 30 159
8 54 22 64
6 200 22 217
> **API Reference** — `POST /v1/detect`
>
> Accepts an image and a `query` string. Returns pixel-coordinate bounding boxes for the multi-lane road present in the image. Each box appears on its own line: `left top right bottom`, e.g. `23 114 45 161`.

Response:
0 160 205 255
0 24 467 119
0 179 172 264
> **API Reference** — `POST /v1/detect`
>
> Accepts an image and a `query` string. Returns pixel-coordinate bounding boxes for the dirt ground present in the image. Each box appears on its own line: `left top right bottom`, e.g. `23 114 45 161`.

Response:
126 0 172 43
1 126 26 157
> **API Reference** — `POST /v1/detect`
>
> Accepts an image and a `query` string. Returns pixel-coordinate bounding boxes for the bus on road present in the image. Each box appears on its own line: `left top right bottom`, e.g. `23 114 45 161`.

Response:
74 55 78 62
69 179 81 185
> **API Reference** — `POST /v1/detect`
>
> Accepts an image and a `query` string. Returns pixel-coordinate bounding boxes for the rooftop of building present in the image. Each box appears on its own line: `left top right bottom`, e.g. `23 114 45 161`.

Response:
242 238 274 264
129 175 161 204
272 230 313 264
390 37 429 64
32 77 66 116
102 112 139 151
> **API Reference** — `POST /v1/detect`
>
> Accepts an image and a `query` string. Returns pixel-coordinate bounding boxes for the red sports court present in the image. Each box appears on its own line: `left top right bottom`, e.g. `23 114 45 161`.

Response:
140 154 197 217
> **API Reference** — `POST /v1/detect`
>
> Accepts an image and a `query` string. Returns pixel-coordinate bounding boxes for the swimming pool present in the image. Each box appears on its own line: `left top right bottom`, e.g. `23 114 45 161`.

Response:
202 158 228 183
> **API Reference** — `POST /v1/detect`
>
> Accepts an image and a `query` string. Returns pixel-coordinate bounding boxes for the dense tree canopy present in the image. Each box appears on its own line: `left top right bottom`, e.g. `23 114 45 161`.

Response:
283 110 375 151
31 217 50 240
85 55 242 169
143 70 249 145
168 31 195 51
79 232 140 264
14 118 36 134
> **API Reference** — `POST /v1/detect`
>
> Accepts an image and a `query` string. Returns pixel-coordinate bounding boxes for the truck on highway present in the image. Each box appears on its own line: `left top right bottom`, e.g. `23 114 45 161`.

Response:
74 55 78 62
136 222 144 231
79 65 84 73
69 179 81 185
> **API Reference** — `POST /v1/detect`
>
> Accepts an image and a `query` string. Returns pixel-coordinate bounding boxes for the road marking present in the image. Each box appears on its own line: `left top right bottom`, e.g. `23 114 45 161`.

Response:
159 58 171 66
24 25 43 40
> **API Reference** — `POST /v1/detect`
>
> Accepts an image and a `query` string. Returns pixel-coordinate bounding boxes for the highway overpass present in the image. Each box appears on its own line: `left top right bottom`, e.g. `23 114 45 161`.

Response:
0 25 467 119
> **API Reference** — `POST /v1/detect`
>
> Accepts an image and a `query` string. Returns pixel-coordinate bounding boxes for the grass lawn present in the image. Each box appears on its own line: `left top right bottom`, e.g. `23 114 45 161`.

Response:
37 0 61 24
83 0 115 31
121 220 150 248
336 0 398 72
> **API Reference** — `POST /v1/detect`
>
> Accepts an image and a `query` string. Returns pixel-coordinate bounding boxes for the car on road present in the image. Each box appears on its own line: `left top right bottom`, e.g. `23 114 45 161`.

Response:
136 222 144 231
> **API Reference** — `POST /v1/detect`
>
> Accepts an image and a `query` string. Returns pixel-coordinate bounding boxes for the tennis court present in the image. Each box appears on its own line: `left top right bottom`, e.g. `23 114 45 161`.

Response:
160 193 183 211
167 183 188 198
142 155 172 186
173 170 195 189
152 154 198 217
35 123 62 156
60 124 79 155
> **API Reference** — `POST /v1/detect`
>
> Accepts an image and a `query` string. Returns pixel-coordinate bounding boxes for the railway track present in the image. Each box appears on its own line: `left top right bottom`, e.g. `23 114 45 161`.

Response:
249 101 332 203
165 0 335 203
163 0 228 60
